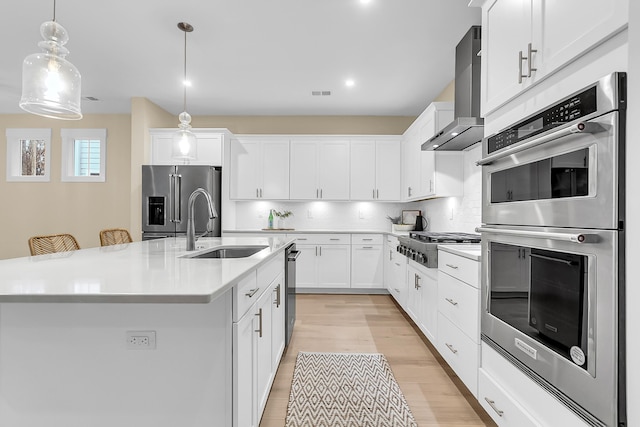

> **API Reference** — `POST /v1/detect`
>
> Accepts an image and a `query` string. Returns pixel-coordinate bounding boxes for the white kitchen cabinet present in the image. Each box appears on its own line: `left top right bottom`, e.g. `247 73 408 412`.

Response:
290 139 350 200
351 234 384 289
481 0 628 115
385 235 407 308
350 139 401 201
233 256 285 427
418 266 438 344
229 137 289 200
437 248 481 397
291 234 351 289
149 128 224 166
405 263 423 326
402 102 458 201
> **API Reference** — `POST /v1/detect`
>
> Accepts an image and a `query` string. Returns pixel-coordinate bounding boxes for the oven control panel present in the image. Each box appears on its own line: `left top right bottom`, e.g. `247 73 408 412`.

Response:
487 86 597 154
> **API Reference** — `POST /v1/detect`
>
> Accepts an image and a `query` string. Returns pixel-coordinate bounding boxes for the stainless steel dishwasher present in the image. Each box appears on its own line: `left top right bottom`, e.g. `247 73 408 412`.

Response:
285 243 299 346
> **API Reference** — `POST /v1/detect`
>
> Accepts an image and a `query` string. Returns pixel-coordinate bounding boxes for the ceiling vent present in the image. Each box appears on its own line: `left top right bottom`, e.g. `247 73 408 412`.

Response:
311 91 331 96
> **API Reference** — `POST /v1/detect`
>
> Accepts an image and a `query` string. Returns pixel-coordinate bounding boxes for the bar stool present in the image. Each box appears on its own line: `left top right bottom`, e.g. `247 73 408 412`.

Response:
99 228 133 246
28 234 80 256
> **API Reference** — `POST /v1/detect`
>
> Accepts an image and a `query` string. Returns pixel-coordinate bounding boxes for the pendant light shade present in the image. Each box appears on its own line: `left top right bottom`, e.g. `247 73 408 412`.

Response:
172 22 197 162
19 3 82 120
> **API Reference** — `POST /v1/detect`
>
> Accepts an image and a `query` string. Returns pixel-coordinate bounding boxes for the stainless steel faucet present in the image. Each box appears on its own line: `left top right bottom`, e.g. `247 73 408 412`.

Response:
186 188 218 251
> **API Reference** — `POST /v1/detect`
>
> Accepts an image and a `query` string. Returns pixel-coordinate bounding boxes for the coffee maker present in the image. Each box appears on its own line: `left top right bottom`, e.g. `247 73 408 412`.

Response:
414 212 427 231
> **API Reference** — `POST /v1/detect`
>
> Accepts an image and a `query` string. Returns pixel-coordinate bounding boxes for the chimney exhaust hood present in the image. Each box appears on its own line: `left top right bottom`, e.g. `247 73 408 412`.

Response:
423 26 483 151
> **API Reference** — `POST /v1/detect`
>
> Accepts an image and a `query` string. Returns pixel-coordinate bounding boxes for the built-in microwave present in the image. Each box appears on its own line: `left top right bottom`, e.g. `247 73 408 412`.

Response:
476 72 626 427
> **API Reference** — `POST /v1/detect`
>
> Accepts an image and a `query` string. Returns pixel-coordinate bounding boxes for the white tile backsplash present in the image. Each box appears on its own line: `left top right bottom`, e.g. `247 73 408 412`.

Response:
230 144 482 232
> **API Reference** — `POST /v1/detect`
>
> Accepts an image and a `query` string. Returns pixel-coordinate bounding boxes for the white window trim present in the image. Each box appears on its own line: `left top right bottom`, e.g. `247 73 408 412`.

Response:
61 128 107 182
5 128 52 182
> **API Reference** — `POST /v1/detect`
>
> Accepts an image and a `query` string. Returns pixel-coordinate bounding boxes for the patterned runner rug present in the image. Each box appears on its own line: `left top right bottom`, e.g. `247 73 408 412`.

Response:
285 352 418 427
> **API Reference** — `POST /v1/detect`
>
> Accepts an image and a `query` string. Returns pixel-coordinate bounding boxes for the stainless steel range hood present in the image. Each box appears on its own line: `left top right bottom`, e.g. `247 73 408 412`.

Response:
422 26 483 151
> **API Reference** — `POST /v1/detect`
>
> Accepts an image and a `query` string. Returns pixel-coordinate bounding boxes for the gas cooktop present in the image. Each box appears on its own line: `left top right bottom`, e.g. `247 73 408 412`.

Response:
408 231 482 243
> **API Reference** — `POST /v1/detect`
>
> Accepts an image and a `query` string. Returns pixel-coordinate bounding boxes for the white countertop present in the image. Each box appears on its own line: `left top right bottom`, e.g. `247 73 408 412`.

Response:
0 236 293 304
437 244 482 261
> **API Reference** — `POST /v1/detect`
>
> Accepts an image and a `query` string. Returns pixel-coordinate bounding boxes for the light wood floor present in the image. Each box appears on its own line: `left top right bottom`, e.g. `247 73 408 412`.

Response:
260 294 496 427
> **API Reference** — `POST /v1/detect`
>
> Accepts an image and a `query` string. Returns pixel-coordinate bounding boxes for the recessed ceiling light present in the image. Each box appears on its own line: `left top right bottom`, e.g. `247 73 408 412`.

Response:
360 0 372 4
183 80 192 87
432 144 439 148
451 132 459 136
345 79 355 87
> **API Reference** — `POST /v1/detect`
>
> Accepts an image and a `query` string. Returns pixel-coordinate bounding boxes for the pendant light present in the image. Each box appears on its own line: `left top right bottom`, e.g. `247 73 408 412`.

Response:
172 22 197 162
19 0 82 120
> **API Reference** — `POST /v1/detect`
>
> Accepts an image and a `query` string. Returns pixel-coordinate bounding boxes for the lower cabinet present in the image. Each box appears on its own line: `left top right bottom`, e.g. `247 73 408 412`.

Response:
351 234 384 288
292 234 351 289
233 257 285 427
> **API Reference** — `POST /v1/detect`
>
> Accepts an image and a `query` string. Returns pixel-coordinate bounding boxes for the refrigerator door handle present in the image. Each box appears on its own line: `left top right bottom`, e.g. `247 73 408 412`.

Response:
174 174 182 223
169 174 176 223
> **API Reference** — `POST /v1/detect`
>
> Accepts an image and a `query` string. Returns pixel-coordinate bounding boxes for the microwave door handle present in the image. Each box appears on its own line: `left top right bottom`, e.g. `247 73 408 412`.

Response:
475 226 598 244
476 122 605 166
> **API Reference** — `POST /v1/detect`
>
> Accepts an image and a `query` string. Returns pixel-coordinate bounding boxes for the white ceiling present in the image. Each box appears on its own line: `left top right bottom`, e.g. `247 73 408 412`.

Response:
1 0 480 117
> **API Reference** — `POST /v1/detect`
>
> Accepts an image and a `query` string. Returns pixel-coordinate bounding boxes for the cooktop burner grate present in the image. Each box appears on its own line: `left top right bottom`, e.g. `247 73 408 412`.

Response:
408 231 481 243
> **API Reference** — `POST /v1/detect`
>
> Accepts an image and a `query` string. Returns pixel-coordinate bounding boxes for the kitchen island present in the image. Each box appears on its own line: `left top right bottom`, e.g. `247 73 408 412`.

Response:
0 236 292 427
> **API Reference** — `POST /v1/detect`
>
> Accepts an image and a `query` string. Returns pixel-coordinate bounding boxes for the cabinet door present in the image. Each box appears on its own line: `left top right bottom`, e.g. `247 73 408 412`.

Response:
532 0 628 82
317 245 351 288
261 140 290 200
351 245 384 288
230 139 261 199
401 128 418 200
482 0 533 115
421 151 436 197
295 245 317 288
255 289 273 421
290 141 318 200
375 140 401 201
419 268 438 344
350 140 377 200
405 265 422 324
271 274 286 371
318 141 350 200
234 312 256 427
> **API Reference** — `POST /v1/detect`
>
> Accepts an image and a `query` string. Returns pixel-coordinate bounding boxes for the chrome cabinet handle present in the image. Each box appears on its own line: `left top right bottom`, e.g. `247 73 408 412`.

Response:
477 121 604 166
518 50 527 83
316 188 319 198
315 246 318 256
363 246 373 249
363 238 373 241
446 263 458 270
373 189 376 199
415 274 421 289
320 189 323 198
389 250 393 261
297 238 308 241
527 43 537 77
255 308 263 338
408 186 412 197
319 246 322 256
429 180 433 193
376 189 379 199
245 288 259 298
256 188 259 198
330 238 340 241
260 188 263 198
484 397 504 417
274 284 281 307
445 298 458 306
445 343 458 354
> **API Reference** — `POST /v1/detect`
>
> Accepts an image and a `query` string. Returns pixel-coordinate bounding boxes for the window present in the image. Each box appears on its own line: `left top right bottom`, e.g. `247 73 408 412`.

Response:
61 129 107 182
6 128 52 182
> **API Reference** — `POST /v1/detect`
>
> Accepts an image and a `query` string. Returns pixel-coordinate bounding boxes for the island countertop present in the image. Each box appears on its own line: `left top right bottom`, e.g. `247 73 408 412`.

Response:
0 236 293 303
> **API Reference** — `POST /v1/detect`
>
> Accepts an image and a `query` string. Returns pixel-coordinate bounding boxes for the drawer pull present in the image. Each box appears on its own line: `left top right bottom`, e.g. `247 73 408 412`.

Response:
297 238 308 241
363 238 373 241
363 246 373 249
445 343 458 354
445 298 458 306
446 263 459 270
329 238 340 241
245 288 259 298
274 284 281 307
484 397 504 417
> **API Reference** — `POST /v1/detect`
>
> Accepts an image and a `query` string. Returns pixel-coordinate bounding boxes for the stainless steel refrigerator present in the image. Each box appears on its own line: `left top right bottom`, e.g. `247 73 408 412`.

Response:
142 165 222 240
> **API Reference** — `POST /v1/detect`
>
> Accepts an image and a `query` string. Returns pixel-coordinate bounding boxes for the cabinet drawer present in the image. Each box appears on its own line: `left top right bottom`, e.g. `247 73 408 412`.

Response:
438 250 480 288
289 234 350 245
257 254 283 291
479 369 540 427
437 313 479 397
233 271 260 322
352 234 383 245
438 272 480 343
386 235 399 246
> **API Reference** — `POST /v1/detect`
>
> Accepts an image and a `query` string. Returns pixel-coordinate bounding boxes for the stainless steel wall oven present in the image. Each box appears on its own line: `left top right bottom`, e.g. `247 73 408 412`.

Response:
477 73 626 427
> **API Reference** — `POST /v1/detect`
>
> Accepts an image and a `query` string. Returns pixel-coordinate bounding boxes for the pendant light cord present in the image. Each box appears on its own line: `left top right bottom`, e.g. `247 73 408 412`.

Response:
52 0 56 21
183 29 187 112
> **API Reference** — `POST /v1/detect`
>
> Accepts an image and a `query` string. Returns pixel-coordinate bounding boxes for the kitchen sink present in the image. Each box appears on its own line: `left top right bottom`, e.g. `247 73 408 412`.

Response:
184 245 268 259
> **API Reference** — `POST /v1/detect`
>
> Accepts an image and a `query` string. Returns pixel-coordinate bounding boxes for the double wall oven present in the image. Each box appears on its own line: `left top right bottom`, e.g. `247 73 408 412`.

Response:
476 73 626 427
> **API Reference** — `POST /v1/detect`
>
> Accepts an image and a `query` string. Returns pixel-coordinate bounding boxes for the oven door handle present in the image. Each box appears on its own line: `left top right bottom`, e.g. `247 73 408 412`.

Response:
476 122 604 166
530 252 576 266
475 226 598 243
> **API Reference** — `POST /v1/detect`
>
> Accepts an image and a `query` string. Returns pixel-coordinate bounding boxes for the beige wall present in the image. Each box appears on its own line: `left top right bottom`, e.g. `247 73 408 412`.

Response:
434 80 455 102
190 115 415 135
0 114 131 259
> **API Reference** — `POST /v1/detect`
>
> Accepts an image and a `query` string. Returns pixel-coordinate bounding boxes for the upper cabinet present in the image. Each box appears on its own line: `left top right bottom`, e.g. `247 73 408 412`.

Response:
402 102 462 201
350 139 401 201
149 128 224 166
229 137 289 200
290 139 350 200
481 0 628 115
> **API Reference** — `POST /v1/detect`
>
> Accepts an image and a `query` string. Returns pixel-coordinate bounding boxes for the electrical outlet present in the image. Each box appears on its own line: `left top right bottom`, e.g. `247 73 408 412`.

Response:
126 331 156 350
359 210 365 219
307 209 313 219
